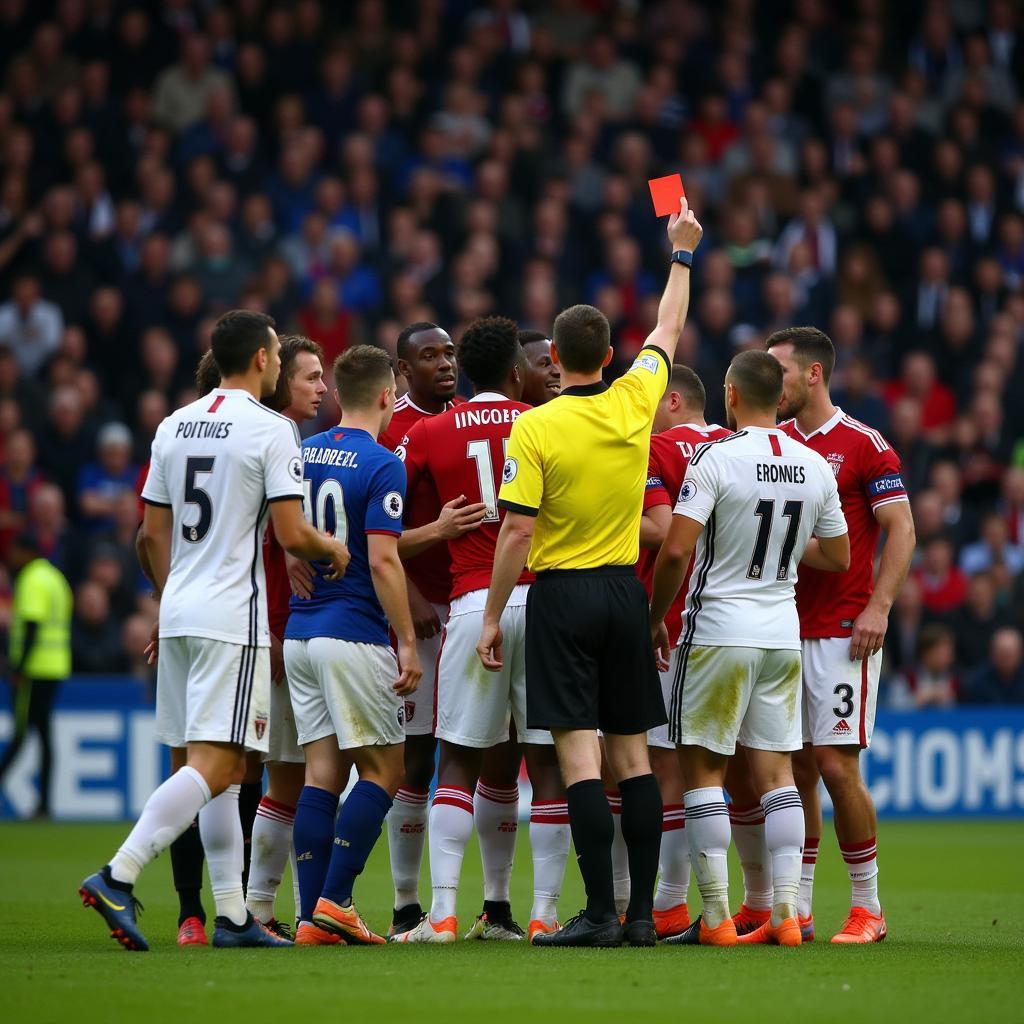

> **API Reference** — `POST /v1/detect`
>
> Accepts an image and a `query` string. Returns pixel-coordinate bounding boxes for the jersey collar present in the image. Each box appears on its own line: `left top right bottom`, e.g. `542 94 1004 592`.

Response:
401 394 453 415
791 407 844 440
561 381 609 396
469 391 508 403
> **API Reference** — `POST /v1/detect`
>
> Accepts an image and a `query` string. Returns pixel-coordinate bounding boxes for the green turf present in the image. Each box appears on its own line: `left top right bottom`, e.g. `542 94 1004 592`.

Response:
1 820 1021 1023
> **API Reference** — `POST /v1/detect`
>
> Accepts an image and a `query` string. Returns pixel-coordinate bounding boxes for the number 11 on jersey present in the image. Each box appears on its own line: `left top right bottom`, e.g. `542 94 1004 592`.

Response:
466 439 508 523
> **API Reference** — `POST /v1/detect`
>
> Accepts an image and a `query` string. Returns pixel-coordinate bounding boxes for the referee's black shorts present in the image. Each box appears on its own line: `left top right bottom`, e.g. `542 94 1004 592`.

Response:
525 565 667 735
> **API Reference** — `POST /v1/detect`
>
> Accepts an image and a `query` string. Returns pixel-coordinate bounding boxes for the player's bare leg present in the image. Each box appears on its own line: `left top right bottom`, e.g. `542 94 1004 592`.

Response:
815 743 885 943
724 746 773 935
246 760 304 932
167 744 208 945
792 743 822 939
468 738 522 937
599 745 630 916
524 742 569 941
386 732 435 931
649 745 689 938
394 739 482 943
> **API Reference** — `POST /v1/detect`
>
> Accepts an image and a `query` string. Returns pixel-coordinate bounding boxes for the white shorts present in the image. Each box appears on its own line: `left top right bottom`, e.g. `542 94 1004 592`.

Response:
403 602 448 737
648 645 683 750
435 586 552 749
669 644 802 756
801 637 882 748
285 637 404 750
264 675 303 764
156 636 270 752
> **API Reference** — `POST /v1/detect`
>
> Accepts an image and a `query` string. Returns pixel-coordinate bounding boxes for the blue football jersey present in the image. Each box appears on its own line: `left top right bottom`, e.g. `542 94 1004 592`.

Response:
285 427 406 645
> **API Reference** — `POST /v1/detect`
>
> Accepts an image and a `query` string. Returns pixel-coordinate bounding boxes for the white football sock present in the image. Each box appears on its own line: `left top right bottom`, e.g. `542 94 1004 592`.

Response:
728 802 773 911
684 787 731 928
474 780 518 903
245 797 296 923
607 790 630 916
840 837 881 915
110 766 211 886
387 786 429 909
200 785 247 926
529 801 570 924
761 786 804 926
428 787 475 922
653 804 689 911
799 836 819 918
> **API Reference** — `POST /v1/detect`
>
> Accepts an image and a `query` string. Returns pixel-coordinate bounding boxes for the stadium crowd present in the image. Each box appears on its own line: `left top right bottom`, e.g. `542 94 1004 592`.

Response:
0 0 1023 706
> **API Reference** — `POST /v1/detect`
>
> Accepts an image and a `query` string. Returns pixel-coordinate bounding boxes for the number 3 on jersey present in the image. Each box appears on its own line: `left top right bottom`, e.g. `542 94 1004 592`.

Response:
302 477 349 543
466 438 508 523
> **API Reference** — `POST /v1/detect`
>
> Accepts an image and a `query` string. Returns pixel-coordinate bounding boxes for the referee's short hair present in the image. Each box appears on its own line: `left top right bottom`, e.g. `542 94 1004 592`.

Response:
727 350 784 411
670 364 706 413
459 316 521 391
552 304 610 373
211 310 276 376
765 326 836 385
333 345 394 409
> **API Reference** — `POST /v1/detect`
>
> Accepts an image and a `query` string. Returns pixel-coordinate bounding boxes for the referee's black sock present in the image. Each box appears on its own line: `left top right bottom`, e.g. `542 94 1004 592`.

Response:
170 816 206 926
239 779 263 895
566 778 617 923
619 773 662 923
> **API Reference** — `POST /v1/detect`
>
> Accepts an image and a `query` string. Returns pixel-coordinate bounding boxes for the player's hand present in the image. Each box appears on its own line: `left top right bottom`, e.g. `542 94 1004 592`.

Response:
270 633 285 685
850 604 887 661
651 619 671 672
394 640 422 695
667 196 703 253
322 538 351 582
409 585 441 639
145 618 159 665
436 495 488 540
286 551 316 599
476 619 504 672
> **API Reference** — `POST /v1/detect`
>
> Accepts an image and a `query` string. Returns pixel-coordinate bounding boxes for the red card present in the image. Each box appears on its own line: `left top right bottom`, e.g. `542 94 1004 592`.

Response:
648 174 685 217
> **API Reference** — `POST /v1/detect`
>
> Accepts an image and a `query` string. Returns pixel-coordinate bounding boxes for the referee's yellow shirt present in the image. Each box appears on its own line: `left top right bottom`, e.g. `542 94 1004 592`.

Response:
498 345 669 571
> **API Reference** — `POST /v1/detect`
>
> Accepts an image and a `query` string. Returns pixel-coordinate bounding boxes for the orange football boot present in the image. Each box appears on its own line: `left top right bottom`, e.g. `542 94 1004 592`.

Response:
177 916 207 946
527 919 559 944
312 898 386 945
830 907 886 944
653 903 690 940
736 916 802 947
731 904 771 936
799 914 814 942
294 921 343 946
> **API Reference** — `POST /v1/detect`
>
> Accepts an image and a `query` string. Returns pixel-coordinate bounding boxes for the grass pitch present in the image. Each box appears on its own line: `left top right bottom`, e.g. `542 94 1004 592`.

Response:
1 820 1021 1024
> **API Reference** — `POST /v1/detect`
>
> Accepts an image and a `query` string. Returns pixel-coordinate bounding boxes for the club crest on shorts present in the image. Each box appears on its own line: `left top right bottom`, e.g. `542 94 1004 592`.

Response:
502 457 518 483
397 704 405 726
254 713 268 740
404 700 415 723
384 491 404 519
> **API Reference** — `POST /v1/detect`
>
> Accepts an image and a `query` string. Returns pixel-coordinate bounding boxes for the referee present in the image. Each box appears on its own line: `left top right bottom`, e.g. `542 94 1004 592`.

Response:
477 198 703 947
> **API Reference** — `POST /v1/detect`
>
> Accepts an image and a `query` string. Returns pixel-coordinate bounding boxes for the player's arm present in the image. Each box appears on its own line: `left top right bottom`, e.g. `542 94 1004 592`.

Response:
800 534 851 572
270 498 349 580
641 197 703 363
368 533 423 696
850 500 915 661
650 514 703 663
135 524 155 586
139 502 173 595
802 464 851 573
478 510 535 671
397 495 488 559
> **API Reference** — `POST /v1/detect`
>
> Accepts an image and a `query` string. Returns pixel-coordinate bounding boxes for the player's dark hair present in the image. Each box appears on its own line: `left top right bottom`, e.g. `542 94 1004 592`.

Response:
727 350 784 410
518 328 551 347
266 334 324 412
765 326 836 385
396 321 443 361
670 364 706 413
552 304 610 373
333 344 394 409
459 316 521 392
195 350 221 396
210 310 276 377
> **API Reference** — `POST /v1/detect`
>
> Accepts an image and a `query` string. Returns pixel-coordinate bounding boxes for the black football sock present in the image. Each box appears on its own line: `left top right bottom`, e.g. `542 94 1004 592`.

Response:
619 773 663 923
239 779 263 894
566 778 617 923
483 899 513 923
169 817 206 925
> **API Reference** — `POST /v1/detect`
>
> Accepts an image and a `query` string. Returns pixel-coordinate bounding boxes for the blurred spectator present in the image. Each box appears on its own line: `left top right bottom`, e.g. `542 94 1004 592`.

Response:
962 628 1024 704
0 274 63 376
36 387 94 514
75 423 138 533
0 428 46 561
71 579 124 673
959 511 1024 577
914 535 968 615
887 623 959 710
883 351 956 443
152 34 236 134
950 571 1014 670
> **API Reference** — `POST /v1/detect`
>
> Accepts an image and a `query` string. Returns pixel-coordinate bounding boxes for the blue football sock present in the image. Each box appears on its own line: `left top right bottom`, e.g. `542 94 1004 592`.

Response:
293 786 338 922
320 780 393 906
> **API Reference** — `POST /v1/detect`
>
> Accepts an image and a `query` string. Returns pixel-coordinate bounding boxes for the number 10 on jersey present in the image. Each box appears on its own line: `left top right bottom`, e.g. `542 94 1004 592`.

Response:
302 477 350 544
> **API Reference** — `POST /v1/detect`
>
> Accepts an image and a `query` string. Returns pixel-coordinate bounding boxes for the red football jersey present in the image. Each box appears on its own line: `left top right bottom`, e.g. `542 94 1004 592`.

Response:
263 521 291 641
380 394 462 605
400 393 534 600
637 422 731 646
781 408 908 639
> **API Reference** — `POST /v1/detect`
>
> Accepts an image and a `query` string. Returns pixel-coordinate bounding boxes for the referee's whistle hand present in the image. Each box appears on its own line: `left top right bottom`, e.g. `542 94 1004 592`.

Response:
476 622 504 672
651 620 671 672
667 197 703 253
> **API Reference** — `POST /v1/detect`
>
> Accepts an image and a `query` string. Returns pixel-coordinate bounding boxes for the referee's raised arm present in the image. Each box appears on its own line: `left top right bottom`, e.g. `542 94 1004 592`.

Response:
477 199 703 949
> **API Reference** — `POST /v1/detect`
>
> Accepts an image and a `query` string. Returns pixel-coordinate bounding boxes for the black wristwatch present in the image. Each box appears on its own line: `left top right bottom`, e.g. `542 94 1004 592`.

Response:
670 250 693 268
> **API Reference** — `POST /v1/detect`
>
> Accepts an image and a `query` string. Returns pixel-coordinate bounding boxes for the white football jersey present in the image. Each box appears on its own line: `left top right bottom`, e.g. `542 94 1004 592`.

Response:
673 426 847 650
142 388 304 647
